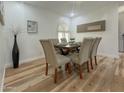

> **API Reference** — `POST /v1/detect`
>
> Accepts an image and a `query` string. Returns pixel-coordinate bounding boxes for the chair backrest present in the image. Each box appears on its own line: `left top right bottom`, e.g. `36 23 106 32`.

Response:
40 39 58 67
61 38 67 43
79 38 93 63
50 38 59 45
91 37 102 57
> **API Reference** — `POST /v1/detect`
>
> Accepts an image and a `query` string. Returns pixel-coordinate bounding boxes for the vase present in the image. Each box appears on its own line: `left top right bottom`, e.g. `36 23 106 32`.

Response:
12 35 19 68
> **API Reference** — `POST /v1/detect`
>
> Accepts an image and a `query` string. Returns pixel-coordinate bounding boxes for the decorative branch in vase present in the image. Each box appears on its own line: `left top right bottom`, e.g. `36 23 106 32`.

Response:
12 26 20 68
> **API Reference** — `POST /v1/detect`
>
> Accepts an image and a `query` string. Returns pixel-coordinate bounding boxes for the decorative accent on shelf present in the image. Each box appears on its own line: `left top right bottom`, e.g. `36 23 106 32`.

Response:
77 20 105 33
27 20 38 33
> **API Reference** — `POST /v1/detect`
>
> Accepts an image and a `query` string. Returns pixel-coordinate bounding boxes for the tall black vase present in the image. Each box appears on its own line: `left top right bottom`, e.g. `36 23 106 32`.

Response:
12 35 19 68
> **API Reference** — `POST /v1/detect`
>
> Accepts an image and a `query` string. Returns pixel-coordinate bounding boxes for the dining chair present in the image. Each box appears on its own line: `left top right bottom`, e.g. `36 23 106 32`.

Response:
90 37 102 68
40 39 71 83
89 38 97 70
50 38 59 45
70 38 93 79
49 38 60 54
61 38 67 44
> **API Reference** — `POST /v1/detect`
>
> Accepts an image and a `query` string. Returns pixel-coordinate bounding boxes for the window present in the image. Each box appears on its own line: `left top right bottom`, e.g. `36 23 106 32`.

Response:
58 31 70 42
57 22 70 43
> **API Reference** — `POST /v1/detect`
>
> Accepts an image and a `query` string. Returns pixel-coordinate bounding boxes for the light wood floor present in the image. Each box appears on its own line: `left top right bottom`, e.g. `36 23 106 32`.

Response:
3 54 124 92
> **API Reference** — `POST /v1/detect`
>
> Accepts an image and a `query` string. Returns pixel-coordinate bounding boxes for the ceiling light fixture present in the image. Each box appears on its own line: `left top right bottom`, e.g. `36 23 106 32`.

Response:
69 2 81 18
69 1 75 18
70 12 75 17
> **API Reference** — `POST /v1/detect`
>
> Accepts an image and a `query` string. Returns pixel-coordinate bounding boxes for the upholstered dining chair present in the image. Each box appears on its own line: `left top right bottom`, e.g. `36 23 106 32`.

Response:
90 37 102 69
70 38 93 79
50 38 59 45
89 38 97 70
40 39 71 83
49 38 60 54
61 38 67 44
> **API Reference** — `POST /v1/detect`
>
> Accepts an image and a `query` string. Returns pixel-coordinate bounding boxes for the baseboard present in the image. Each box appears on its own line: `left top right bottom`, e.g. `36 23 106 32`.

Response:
20 56 44 64
98 53 119 59
0 65 6 92
5 52 119 68
6 55 44 68
119 51 124 53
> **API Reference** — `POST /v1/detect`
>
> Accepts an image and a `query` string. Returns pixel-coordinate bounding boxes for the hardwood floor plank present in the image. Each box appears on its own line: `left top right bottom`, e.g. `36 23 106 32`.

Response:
92 58 117 92
3 55 124 92
6 75 50 92
57 56 107 92
110 57 124 92
5 65 46 84
5 58 45 77
5 69 44 87
75 57 109 92
51 73 77 92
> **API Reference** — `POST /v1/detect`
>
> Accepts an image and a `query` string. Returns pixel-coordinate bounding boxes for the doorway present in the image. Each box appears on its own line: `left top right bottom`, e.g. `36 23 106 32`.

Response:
119 12 124 52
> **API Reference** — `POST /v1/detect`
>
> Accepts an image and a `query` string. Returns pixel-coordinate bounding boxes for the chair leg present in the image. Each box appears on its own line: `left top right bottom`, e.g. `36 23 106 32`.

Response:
65 63 68 71
54 68 58 83
46 63 48 76
73 63 76 69
87 61 90 72
67 63 72 74
79 65 83 79
94 56 97 65
90 58 93 70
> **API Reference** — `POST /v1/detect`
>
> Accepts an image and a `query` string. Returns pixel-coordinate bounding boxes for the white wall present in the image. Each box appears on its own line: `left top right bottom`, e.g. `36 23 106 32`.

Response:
0 25 6 91
70 6 119 58
4 2 70 67
3 2 119 68
0 1 119 91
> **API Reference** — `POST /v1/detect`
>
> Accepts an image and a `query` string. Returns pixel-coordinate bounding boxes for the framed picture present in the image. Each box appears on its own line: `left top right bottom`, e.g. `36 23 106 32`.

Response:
0 1 5 25
27 20 38 33
77 20 105 33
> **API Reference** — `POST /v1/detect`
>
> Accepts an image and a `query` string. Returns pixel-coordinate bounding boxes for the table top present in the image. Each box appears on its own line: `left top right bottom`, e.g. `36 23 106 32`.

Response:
55 42 80 49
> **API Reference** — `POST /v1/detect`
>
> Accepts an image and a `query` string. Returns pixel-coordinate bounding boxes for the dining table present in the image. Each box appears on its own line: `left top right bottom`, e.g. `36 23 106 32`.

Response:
54 42 81 55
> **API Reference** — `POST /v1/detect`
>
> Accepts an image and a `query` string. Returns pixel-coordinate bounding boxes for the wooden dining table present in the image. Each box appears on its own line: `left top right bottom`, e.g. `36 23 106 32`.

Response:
54 42 81 55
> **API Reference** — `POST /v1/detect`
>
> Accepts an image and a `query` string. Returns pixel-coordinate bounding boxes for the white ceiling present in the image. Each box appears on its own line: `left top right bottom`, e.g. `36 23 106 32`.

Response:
24 1 124 18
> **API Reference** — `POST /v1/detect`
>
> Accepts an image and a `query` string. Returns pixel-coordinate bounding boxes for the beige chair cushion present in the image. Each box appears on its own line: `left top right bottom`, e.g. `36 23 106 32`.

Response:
68 53 80 64
68 38 93 65
50 39 59 45
49 38 61 54
91 37 102 57
79 38 93 64
40 39 71 68
56 54 70 66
